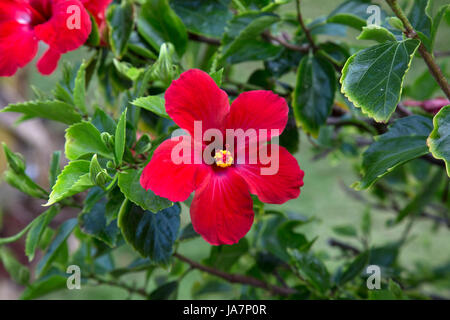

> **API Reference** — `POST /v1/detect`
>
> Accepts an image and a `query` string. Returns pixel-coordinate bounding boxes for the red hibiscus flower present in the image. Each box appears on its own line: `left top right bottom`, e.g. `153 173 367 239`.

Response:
140 69 305 245
0 0 91 76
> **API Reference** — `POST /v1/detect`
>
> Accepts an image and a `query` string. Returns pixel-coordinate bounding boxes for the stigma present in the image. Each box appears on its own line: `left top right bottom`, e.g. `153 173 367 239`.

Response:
214 150 233 168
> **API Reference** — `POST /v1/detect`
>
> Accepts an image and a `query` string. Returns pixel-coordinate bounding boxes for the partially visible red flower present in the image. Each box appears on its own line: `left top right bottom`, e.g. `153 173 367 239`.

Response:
81 0 112 43
140 69 305 245
0 0 91 76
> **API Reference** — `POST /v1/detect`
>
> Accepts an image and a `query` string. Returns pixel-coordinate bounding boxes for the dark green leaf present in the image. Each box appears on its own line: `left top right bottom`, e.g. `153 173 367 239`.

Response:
149 281 178 300
293 54 336 137
0 248 30 285
118 203 180 264
340 39 420 122
107 0 134 58
354 115 433 189
336 251 369 285
115 109 127 164
204 238 249 272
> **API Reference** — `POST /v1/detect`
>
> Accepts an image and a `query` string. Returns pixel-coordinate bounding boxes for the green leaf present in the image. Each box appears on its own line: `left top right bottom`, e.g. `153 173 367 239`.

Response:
137 0 188 56
289 249 331 294
73 61 88 114
46 160 94 206
107 0 134 58
210 68 224 86
115 109 127 164
332 225 358 237
149 281 178 300
205 238 249 272
118 203 181 264
118 169 173 212
293 54 336 137
327 0 382 30
357 25 397 43
21 275 67 300
388 279 405 299
178 223 200 241
430 5 450 50
221 12 282 64
131 96 170 119
408 0 432 49
25 207 60 261
36 219 78 277
65 121 113 161
354 115 433 190
79 198 121 247
92 107 116 135
340 39 420 122
427 105 450 176
2 143 25 173
3 169 47 199
113 59 144 81
1 100 82 125
336 251 369 285
0 248 30 285
49 151 61 189
170 0 232 38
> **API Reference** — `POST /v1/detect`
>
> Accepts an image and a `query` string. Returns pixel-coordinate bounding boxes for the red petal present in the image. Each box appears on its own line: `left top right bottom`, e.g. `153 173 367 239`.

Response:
81 0 112 27
34 0 91 53
236 145 304 204
36 47 61 75
190 169 254 245
165 69 230 137
140 136 209 202
0 21 38 77
226 90 288 143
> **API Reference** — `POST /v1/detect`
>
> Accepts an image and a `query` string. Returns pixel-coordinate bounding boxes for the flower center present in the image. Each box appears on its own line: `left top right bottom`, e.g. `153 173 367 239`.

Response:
214 150 233 168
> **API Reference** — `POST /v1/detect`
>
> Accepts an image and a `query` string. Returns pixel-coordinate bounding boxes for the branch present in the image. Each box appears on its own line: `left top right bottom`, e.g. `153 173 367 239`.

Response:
188 32 221 46
328 238 361 255
295 0 317 51
88 274 148 298
386 0 450 99
173 253 296 296
262 32 310 53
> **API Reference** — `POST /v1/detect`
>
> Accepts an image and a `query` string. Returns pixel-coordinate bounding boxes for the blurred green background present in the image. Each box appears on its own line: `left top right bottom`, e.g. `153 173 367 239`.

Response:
0 0 449 299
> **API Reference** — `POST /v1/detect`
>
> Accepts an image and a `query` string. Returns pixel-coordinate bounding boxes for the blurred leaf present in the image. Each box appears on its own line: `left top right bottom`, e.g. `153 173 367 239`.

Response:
289 249 331 294
3 169 47 199
73 61 88 114
36 219 77 277
25 206 60 261
149 281 178 299
65 121 113 161
107 0 134 58
2 143 25 173
192 279 232 299
427 105 450 176
388 279 405 299
265 48 303 77
49 151 61 189
170 0 232 37
430 4 450 50
221 12 282 64
353 115 433 190
361 207 371 237
0 248 30 285
21 275 67 300
327 0 387 30
340 39 420 122
408 0 431 49
118 203 180 264
46 160 94 206
336 251 369 285
293 54 336 137
205 238 248 272
1 101 82 125
178 223 200 241
332 225 358 237
137 0 188 56
132 96 170 119
118 169 173 212
210 68 224 86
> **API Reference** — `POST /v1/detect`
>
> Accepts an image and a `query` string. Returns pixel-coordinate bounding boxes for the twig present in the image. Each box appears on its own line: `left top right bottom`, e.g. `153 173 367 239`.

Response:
435 50 450 58
188 32 221 46
263 32 310 53
328 238 361 255
386 0 450 99
88 273 148 298
173 253 296 296
295 0 317 51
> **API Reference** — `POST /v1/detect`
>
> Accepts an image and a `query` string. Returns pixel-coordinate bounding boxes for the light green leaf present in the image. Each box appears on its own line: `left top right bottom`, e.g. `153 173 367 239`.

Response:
336 251 369 285
137 0 188 56
118 169 173 212
36 219 77 277
46 160 94 206
21 275 67 300
3 169 48 199
0 248 30 285
25 207 60 261
427 105 450 176
65 121 113 161
1 101 82 125
49 151 61 189
293 54 336 137
332 225 358 237
107 0 134 58
131 96 169 119
357 25 396 43
354 115 433 190
340 39 420 122
115 109 127 164
73 62 87 114
210 68 224 86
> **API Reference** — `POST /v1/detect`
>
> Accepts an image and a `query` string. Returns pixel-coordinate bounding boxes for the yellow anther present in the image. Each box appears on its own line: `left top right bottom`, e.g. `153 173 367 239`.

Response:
214 150 233 168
